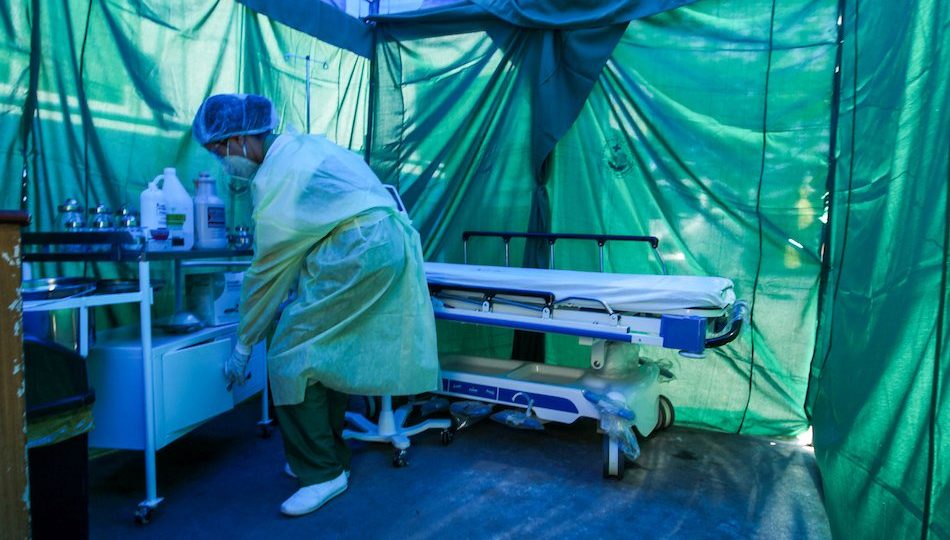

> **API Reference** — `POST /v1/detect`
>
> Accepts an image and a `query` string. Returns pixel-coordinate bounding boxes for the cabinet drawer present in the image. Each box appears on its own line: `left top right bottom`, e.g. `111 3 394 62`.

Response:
162 338 234 434
232 340 266 405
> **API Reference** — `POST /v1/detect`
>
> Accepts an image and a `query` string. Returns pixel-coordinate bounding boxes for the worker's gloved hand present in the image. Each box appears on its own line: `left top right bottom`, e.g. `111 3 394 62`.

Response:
224 342 252 390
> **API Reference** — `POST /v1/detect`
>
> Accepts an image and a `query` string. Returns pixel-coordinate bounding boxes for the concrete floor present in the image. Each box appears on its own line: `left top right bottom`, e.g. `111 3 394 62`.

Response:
88 399 831 539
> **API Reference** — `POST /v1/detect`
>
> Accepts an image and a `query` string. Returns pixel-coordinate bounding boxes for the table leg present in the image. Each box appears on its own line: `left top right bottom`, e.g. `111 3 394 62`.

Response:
136 260 162 523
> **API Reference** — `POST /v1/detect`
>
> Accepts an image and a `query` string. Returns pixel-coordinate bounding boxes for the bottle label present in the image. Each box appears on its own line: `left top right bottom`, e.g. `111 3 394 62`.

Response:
149 203 167 228
207 206 226 228
166 212 186 230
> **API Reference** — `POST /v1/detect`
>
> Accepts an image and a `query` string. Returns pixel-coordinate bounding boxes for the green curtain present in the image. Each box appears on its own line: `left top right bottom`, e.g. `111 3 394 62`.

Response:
372 1 949 535
0 1 33 210
0 0 368 322
237 0 374 58
538 0 837 436
370 17 537 358
811 0 950 538
370 0 696 358
2 1 367 228
4 1 949 537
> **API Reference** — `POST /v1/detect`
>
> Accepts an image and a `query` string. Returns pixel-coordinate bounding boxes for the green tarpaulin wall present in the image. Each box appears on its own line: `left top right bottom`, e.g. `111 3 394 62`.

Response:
810 1 949 538
1 1 947 538
371 0 836 437
0 0 369 310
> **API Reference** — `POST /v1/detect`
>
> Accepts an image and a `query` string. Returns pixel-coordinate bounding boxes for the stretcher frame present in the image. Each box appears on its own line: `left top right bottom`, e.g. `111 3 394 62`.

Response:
427 232 745 478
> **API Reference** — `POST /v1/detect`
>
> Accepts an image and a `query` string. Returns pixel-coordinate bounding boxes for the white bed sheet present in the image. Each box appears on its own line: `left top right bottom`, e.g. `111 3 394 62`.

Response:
425 262 736 313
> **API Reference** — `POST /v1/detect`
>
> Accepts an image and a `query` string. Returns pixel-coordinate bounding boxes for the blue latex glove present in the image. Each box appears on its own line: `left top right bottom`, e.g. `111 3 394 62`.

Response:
225 342 252 390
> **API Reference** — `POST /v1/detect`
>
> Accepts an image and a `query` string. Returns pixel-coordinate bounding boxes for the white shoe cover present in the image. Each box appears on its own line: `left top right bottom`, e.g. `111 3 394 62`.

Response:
280 472 348 517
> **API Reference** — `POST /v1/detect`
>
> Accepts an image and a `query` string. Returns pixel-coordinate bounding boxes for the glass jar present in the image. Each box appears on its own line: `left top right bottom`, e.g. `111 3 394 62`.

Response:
88 204 113 253
63 217 84 253
58 197 85 231
115 205 138 228
115 205 144 252
229 225 254 250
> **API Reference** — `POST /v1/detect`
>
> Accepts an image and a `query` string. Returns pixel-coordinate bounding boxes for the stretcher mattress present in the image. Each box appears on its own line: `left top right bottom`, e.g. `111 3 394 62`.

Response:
424 262 736 313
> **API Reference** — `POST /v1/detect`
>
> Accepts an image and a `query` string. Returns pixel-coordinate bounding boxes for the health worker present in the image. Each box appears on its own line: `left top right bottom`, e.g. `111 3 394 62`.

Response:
192 93 439 517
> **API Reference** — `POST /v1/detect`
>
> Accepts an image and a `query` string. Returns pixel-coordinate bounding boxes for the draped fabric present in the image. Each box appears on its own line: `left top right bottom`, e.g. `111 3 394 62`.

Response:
811 1 950 538
1 1 947 537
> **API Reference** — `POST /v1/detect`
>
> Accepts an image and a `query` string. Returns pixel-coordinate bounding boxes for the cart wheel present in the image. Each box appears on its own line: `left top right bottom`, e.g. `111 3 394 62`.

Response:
602 436 625 480
134 505 153 525
259 424 273 439
393 448 409 468
656 396 675 431
440 429 455 446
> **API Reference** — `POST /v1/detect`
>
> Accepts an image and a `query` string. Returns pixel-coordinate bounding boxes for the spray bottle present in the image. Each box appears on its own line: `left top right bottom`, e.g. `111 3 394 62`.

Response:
193 172 228 249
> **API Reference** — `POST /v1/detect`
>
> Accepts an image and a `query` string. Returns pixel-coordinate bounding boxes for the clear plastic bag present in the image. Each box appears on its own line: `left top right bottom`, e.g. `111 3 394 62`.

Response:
416 396 450 417
449 400 493 418
583 390 641 461
639 356 677 383
490 397 544 431
449 400 494 430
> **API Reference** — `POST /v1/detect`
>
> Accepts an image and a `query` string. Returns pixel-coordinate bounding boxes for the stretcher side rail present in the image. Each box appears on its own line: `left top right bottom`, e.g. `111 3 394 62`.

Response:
428 281 555 311
461 231 667 274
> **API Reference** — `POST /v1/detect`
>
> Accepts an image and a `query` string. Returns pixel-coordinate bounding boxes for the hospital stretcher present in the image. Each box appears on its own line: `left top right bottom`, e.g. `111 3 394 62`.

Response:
425 232 746 478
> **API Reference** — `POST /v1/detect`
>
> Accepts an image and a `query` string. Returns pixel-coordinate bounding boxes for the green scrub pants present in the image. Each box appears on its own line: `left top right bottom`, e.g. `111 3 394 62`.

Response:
275 382 351 486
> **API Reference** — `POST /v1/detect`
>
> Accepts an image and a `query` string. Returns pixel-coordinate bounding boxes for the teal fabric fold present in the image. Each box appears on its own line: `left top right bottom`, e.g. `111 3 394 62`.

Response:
237 0 373 58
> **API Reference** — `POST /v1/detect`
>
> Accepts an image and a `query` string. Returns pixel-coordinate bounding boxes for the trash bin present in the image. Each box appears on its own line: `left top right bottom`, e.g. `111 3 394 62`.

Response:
24 336 96 540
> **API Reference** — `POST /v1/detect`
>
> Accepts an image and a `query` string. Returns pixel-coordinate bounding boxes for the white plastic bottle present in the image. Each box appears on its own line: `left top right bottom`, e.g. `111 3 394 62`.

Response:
140 177 168 251
193 172 228 250
156 167 195 251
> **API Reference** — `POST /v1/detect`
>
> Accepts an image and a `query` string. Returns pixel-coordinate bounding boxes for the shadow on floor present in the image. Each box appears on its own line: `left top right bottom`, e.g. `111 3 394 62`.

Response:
88 399 830 539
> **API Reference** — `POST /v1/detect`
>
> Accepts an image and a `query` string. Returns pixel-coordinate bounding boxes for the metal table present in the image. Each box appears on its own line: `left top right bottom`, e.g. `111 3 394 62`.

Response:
22 231 266 523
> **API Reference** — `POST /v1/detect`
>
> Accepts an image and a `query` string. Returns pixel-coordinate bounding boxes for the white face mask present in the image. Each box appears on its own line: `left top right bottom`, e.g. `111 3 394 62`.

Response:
221 142 260 187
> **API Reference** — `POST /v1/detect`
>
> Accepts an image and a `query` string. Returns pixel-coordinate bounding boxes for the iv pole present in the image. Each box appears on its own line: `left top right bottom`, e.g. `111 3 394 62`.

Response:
284 53 312 133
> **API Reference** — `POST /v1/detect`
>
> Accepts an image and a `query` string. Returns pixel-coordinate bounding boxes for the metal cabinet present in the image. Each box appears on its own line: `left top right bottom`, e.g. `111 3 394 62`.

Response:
87 325 266 451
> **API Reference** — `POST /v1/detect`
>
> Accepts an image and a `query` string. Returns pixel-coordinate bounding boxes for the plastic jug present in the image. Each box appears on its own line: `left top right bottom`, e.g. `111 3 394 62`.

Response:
193 172 228 250
154 167 194 251
140 177 168 251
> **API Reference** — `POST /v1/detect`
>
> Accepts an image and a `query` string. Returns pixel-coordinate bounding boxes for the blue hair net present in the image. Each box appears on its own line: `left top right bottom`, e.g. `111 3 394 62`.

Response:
192 94 278 145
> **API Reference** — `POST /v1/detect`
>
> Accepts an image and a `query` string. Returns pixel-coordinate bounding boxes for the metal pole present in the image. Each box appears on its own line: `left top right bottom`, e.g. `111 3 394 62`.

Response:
363 24 379 165
260 363 271 428
139 260 162 509
653 248 669 275
78 305 89 357
305 55 311 134
174 259 183 312
180 260 252 268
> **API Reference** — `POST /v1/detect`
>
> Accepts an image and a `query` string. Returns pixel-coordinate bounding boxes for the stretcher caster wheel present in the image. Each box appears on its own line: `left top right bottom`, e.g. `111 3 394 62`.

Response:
602 436 625 480
656 396 675 431
440 429 455 446
393 449 409 468
134 504 153 525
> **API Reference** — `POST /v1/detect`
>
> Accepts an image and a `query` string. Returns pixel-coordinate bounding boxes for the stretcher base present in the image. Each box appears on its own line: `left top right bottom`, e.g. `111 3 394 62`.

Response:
435 354 662 440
